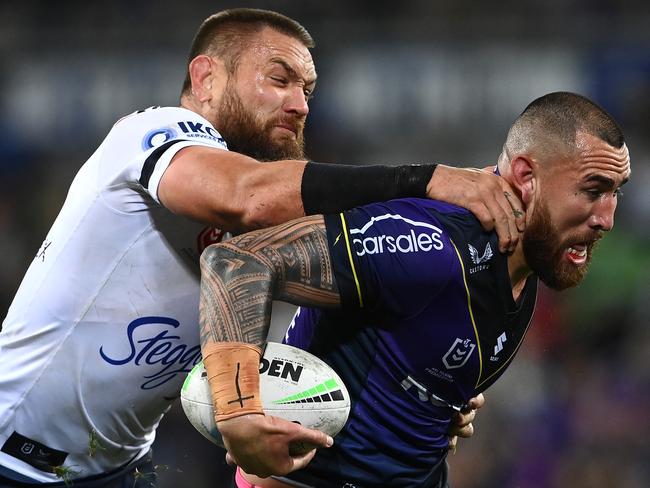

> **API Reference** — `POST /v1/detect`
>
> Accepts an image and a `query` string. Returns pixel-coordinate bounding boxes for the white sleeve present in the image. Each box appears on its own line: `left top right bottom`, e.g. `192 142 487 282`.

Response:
98 106 229 205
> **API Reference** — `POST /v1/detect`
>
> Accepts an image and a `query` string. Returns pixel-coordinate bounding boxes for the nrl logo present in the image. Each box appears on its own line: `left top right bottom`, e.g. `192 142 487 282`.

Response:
442 338 476 369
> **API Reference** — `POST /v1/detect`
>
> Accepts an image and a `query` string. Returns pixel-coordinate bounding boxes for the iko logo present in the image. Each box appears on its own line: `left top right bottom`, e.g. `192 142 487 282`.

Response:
142 121 227 150
99 316 202 389
350 213 444 256
442 338 476 369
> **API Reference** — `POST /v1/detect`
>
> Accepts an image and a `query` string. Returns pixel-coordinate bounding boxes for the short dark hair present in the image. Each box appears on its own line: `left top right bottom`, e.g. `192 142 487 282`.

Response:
511 91 625 150
180 8 315 96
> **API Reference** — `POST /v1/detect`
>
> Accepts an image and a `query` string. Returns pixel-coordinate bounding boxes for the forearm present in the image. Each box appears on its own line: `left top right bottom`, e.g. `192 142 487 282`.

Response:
199 216 339 424
199 243 274 347
301 162 436 215
199 242 273 422
234 161 437 231
199 215 339 349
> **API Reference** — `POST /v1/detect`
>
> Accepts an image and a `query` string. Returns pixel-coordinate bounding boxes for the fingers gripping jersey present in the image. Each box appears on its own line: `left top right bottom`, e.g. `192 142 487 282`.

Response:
0 107 228 481
283 198 538 488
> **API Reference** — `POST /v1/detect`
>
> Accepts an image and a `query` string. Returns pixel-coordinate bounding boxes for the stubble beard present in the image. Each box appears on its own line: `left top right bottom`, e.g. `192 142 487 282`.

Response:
522 200 601 291
215 84 305 162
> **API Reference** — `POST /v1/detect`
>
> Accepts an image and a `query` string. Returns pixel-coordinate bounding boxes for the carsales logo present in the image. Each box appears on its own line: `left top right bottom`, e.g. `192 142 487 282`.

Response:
350 213 444 256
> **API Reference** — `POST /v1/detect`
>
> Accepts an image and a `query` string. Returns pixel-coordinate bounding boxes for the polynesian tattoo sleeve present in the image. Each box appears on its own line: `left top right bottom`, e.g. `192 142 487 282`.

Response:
199 215 340 348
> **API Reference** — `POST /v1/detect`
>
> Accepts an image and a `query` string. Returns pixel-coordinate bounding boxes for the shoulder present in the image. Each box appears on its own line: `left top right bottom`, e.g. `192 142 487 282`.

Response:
110 106 227 151
343 197 497 273
335 197 476 239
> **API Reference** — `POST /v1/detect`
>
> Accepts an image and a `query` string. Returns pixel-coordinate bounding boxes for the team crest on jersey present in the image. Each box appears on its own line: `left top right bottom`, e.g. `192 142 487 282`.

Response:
442 338 475 369
197 226 225 254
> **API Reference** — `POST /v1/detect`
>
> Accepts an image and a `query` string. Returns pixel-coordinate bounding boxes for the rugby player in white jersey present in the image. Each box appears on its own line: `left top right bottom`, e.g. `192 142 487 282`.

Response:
0 8 520 487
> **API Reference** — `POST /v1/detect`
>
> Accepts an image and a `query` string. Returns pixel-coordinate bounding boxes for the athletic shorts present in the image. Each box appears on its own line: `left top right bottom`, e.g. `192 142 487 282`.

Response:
0 450 156 488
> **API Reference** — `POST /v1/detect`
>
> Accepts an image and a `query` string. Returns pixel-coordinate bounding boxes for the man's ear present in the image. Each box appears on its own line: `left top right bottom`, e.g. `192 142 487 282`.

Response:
510 155 536 207
188 55 222 103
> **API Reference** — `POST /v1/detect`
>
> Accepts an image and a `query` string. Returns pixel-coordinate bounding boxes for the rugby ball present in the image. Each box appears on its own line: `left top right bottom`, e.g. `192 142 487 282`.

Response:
181 342 350 446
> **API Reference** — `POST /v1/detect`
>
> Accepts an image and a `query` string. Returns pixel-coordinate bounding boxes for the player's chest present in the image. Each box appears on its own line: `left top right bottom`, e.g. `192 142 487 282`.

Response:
390 281 537 401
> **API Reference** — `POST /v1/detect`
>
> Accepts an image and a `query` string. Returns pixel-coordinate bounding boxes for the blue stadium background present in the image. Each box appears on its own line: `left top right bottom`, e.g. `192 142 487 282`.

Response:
1 1 648 486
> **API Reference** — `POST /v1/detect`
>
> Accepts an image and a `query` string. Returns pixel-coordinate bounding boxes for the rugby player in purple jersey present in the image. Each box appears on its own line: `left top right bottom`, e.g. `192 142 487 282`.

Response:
199 92 630 488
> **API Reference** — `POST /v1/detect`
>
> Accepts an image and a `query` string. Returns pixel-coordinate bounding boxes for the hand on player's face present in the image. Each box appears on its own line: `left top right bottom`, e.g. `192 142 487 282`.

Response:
218 413 333 478
427 166 525 254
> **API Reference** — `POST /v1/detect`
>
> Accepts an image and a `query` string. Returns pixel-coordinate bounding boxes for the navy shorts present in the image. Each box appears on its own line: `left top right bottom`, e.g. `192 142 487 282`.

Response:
0 450 156 488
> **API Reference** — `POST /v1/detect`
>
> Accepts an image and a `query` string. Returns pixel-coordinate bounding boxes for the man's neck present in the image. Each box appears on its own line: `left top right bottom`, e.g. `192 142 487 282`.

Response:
507 246 532 302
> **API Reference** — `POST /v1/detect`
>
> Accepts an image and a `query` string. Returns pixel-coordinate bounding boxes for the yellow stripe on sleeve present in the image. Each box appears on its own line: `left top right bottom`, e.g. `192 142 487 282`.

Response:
450 239 483 386
339 213 364 308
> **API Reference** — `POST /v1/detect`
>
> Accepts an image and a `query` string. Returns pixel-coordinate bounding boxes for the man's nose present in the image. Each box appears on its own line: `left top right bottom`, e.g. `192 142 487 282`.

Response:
589 195 617 232
284 86 309 116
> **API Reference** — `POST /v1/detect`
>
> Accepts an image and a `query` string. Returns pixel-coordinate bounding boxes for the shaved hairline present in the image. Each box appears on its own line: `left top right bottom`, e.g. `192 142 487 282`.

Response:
180 9 314 97
501 92 625 165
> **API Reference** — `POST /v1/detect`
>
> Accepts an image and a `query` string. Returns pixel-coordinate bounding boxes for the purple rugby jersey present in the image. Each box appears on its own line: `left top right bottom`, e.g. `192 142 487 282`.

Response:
281 198 538 488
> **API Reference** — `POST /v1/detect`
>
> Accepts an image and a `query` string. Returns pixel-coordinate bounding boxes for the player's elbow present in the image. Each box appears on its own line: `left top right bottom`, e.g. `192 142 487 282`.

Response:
200 243 243 286
199 244 226 279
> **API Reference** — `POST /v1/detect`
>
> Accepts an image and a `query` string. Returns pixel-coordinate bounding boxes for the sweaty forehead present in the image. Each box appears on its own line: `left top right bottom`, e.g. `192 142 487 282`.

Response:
574 131 631 180
244 28 316 80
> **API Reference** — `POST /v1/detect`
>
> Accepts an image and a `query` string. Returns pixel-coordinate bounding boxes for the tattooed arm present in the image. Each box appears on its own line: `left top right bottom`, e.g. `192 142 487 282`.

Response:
199 214 339 347
198 214 485 476
199 215 338 478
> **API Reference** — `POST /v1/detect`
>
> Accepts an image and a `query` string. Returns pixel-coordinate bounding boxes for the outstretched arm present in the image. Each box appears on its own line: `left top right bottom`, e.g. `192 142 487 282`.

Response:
159 145 523 250
199 215 339 478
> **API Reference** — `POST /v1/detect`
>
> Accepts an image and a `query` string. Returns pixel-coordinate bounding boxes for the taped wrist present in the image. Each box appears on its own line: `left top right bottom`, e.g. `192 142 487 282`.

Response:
202 342 264 422
301 162 437 214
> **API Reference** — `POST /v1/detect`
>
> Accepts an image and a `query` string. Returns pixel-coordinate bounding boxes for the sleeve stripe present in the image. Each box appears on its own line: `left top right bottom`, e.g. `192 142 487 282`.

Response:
449 239 483 386
339 213 364 308
139 139 186 189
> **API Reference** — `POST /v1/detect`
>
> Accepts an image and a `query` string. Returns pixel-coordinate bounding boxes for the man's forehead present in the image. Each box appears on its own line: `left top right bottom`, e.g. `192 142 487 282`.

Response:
574 132 631 180
244 28 315 76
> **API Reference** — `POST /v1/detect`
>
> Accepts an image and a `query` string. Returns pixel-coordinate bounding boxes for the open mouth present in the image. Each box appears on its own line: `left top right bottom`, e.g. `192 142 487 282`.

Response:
565 243 588 266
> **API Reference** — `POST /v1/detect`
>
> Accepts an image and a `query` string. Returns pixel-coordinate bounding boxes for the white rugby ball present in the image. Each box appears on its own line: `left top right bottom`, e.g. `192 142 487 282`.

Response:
181 342 350 446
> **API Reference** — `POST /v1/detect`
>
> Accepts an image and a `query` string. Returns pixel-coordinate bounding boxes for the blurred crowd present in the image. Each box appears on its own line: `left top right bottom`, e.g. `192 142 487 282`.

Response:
1 1 648 486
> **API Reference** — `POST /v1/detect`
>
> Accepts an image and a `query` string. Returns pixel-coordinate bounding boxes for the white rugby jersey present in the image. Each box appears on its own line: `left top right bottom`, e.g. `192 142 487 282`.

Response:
0 106 228 481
